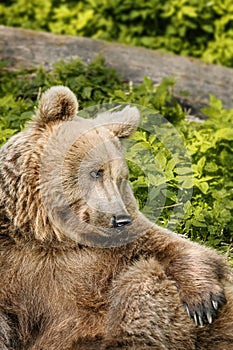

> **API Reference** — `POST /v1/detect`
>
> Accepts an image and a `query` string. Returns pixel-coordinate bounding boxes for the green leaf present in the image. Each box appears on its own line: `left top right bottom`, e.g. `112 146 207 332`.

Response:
175 167 193 175
82 86 93 99
209 95 223 110
147 173 166 186
155 152 167 169
194 180 209 194
215 128 233 141
181 177 194 189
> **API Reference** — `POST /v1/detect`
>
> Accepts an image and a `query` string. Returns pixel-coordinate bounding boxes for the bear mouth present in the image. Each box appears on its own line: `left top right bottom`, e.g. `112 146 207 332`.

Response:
52 205 153 248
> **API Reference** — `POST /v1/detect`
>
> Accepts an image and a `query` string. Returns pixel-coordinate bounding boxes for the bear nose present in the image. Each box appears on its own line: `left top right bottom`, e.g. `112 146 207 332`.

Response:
111 215 132 228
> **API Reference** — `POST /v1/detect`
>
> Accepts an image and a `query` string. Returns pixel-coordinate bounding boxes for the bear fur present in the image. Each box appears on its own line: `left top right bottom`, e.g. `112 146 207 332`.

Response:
0 85 233 350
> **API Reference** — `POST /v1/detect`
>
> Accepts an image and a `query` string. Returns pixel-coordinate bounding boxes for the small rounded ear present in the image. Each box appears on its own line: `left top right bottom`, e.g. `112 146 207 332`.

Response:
36 86 78 125
95 105 140 138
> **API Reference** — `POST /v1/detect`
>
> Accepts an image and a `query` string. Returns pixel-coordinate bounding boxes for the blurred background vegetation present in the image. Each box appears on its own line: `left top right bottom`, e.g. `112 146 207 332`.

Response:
0 1 232 259
0 0 233 67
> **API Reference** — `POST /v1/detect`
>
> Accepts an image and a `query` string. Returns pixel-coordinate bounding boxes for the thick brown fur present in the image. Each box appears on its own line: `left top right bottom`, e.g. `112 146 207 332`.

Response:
0 86 232 350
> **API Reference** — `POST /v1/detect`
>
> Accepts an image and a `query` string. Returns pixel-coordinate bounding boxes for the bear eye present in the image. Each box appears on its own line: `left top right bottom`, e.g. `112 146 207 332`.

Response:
90 169 103 179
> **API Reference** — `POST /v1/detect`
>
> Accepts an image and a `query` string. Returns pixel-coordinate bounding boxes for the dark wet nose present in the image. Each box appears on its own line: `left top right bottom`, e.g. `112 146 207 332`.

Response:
111 215 132 228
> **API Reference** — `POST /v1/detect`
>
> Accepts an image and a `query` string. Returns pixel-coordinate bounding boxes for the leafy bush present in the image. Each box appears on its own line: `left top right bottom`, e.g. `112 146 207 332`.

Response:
0 0 233 67
178 97 233 252
0 57 232 261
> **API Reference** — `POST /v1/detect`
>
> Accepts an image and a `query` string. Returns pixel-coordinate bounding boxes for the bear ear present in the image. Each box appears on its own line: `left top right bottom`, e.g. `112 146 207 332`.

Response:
36 86 78 125
95 105 140 138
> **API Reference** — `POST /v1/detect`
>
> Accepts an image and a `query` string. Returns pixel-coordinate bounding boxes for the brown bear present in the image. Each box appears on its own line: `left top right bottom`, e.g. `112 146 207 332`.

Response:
0 85 232 350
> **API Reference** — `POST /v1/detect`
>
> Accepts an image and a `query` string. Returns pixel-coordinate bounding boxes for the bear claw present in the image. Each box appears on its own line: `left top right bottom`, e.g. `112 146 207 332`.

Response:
184 292 226 326
212 300 218 310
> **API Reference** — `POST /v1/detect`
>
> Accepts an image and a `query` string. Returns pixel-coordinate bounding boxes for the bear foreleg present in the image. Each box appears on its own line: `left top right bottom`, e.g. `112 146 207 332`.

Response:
103 257 196 350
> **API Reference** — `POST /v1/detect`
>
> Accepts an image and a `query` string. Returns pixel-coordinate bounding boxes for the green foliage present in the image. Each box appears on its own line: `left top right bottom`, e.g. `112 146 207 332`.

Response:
178 96 233 254
0 58 232 261
1 0 233 67
0 57 122 144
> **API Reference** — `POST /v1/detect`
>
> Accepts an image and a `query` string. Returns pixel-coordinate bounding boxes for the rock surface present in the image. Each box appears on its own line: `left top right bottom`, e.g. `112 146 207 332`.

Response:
1 25 233 110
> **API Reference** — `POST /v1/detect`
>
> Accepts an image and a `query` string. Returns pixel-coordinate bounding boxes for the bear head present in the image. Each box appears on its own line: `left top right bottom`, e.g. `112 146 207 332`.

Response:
0 86 152 248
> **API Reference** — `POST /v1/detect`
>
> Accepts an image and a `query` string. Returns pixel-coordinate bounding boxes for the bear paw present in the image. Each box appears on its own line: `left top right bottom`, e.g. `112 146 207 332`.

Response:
183 288 226 326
